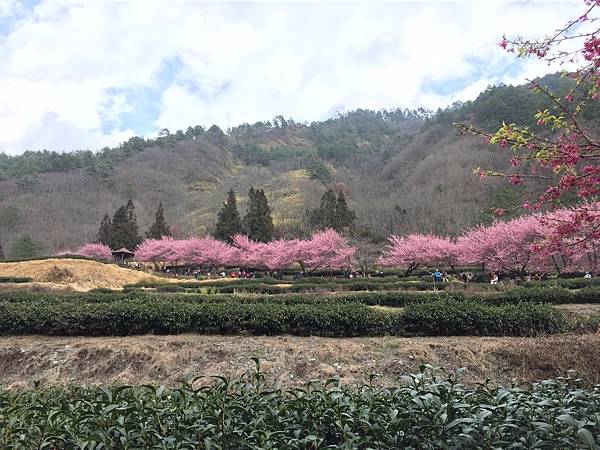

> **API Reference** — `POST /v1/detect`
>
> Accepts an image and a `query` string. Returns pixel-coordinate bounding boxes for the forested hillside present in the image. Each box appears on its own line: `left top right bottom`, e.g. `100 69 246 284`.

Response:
0 73 585 253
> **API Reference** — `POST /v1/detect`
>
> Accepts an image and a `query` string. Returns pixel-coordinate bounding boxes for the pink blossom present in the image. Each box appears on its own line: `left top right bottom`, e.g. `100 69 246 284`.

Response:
75 243 113 261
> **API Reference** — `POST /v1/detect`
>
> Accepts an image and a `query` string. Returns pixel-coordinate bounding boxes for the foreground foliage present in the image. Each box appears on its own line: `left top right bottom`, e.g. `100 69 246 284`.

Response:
0 366 599 449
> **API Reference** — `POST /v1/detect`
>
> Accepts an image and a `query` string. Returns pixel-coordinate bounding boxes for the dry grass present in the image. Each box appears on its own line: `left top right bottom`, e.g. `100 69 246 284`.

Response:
1 334 600 389
556 303 600 318
0 259 168 291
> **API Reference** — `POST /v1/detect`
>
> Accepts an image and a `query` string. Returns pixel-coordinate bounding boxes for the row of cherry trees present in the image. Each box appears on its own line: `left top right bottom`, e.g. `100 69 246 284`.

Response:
69 203 598 275
378 204 600 275
134 229 357 273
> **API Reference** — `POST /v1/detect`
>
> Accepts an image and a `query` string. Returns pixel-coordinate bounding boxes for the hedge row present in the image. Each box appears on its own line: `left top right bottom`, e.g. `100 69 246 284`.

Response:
125 278 479 294
0 294 565 337
524 277 600 290
0 276 32 283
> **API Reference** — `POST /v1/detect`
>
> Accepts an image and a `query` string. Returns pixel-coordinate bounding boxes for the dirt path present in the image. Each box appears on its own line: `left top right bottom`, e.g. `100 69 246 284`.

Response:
1 334 599 388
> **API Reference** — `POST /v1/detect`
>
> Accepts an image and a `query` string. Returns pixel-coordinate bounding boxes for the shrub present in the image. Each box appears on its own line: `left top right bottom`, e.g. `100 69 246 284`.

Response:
0 292 567 337
0 276 32 283
402 300 566 336
0 368 598 448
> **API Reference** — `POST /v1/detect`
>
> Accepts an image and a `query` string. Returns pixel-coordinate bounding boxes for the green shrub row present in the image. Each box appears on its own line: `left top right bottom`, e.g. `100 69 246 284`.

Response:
0 292 566 337
403 300 566 336
129 280 455 294
524 277 600 290
487 286 600 305
1 367 598 449
5 285 600 308
0 276 32 283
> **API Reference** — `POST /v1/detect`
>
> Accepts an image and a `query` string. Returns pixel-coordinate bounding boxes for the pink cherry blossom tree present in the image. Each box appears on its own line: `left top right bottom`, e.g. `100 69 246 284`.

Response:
176 237 239 269
458 0 600 252
296 229 356 273
135 237 182 264
74 243 113 261
457 216 547 274
378 234 459 275
534 202 600 272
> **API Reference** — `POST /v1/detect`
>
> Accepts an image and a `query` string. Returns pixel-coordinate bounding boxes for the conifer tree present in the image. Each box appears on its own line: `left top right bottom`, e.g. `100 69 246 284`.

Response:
214 190 243 243
147 203 172 239
111 205 130 249
309 189 355 232
335 191 355 230
309 189 338 229
110 200 142 250
243 187 274 242
97 214 113 246
9 234 44 259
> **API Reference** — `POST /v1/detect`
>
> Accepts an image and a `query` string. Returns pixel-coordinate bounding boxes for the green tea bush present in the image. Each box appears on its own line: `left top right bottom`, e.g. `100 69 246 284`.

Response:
0 367 598 449
0 296 394 337
487 286 600 305
403 300 566 336
0 292 567 337
0 276 32 283
526 277 600 289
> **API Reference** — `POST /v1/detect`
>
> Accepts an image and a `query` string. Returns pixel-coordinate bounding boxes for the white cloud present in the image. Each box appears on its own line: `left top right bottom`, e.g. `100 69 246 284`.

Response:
0 0 585 154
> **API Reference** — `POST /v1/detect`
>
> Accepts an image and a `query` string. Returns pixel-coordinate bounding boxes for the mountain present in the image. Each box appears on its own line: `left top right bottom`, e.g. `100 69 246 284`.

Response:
0 73 584 254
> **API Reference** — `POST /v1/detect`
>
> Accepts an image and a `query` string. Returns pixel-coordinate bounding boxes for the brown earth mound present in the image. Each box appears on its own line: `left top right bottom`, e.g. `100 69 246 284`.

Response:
1 334 599 389
0 259 170 291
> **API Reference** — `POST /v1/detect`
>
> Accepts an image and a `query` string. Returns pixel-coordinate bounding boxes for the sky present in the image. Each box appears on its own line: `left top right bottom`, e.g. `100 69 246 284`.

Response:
0 0 582 155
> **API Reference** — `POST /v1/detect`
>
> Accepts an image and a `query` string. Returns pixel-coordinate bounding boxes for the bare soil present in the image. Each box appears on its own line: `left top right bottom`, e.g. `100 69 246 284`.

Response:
1 334 599 388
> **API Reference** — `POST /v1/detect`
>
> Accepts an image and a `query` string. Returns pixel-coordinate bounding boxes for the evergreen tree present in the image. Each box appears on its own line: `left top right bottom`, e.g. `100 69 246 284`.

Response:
9 234 44 259
97 214 113 246
147 203 172 239
111 205 130 249
125 199 140 239
309 189 355 232
243 187 274 242
110 200 142 250
309 189 338 229
335 191 355 230
214 190 243 243
0 239 4 260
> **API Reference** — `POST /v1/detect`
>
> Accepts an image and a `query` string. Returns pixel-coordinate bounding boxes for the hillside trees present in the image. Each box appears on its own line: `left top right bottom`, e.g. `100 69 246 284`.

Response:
214 190 243 243
146 203 171 239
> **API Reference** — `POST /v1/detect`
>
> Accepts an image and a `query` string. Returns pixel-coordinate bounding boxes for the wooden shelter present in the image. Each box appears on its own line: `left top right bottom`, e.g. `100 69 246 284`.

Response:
112 247 134 262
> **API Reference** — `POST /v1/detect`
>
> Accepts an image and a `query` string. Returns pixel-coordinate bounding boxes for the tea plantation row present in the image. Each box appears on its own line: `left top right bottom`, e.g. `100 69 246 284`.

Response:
125 275 600 294
0 292 570 336
1 367 598 449
95 285 600 306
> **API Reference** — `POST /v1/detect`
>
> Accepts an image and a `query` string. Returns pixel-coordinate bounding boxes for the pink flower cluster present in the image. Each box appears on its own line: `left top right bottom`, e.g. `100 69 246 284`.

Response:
73 243 113 261
379 204 600 274
134 229 356 273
